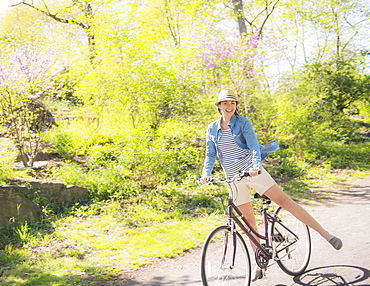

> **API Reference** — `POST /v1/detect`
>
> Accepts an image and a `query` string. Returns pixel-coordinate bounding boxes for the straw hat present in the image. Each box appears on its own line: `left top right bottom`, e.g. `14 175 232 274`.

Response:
215 89 240 106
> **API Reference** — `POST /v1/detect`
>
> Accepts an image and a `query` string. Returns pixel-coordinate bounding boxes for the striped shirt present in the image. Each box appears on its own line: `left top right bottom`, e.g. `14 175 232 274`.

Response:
218 129 253 178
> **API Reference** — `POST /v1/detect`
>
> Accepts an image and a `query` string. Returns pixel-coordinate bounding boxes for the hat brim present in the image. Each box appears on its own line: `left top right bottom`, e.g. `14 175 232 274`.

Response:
215 98 241 106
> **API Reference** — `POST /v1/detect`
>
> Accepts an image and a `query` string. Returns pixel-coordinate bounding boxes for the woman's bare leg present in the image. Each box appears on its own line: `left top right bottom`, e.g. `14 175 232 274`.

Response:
237 202 266 280
237 202 260 253
264 184 334 242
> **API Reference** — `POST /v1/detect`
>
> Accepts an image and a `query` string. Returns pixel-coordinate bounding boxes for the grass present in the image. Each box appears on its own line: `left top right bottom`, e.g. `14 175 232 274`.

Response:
0 213 224 285
0 189 226 285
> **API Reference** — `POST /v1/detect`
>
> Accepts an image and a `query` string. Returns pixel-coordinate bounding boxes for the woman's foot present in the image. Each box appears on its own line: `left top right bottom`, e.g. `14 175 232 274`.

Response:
329 236 343 250
251 266 264 282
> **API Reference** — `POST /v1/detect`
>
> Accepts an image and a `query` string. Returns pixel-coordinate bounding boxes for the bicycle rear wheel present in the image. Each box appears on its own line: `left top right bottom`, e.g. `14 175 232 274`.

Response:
201 225 251 286
270 207 311 276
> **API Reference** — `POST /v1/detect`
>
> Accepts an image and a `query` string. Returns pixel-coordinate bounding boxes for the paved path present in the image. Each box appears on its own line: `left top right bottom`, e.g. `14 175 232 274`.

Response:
118 176 370 286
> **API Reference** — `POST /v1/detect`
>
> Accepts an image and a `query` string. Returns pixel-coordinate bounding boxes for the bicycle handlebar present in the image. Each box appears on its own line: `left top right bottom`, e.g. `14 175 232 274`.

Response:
207 170 260 185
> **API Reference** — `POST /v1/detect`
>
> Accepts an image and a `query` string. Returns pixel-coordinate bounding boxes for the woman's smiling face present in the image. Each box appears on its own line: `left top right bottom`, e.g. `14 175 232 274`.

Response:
218 100 237 116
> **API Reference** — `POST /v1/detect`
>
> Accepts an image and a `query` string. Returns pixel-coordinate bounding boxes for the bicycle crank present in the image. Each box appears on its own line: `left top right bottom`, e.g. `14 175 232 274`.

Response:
255 248 269 268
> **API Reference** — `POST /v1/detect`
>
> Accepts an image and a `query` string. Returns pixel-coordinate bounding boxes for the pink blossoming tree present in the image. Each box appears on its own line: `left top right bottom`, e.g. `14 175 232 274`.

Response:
197 31 262 112
197 31 289 115
0 47 60 167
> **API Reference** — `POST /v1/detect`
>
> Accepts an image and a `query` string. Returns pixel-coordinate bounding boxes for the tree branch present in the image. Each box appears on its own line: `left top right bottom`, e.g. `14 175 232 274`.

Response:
16 0 89 30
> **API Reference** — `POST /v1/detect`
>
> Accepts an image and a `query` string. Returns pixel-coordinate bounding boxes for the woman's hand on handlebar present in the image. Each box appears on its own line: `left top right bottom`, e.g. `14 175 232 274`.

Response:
248 168 261 177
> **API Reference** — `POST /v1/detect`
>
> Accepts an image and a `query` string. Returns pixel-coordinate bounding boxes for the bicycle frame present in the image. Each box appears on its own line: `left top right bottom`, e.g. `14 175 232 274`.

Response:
226 192 300 266
227 197 270 260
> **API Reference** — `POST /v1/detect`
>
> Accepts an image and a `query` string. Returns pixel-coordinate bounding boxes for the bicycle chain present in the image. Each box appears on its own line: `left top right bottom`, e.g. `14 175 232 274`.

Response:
255 248 269 268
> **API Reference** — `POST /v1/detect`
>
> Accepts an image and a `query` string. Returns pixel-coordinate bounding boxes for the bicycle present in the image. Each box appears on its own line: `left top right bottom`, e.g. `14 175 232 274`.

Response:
200 171 311 285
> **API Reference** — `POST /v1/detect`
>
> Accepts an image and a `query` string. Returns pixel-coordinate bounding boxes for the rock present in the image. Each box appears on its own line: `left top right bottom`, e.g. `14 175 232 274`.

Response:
0 179 89 226
0 185 42 226
11 178 89 205
64 185 90 204
12 160 49 170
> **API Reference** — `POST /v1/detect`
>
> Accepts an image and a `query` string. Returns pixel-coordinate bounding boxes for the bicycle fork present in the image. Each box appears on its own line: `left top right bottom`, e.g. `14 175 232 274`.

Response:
223 198 238 269
220 221 238 270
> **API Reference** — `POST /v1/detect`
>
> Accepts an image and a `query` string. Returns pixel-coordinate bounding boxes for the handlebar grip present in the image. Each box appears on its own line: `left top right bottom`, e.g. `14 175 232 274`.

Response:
239 170 261 178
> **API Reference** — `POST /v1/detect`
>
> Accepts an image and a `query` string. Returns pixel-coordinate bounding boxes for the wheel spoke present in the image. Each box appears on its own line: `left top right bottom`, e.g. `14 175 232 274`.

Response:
201 225 251 286
271 207 311 276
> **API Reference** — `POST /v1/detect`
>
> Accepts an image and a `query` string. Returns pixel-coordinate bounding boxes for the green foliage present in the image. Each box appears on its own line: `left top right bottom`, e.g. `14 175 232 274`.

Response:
356 100 370 122
303 61 370 113
14 223 33 245
0 244 28 268
120 121 205 186
0 219 41 250
49 119 206 200
0 159 15 184
274 60 366 158
88 143 121 165
241 90 278 142
53 131 75 159
310 141 370 170
264 149 308 180
43 109 205 198
44 115 114 159
51 162 139 201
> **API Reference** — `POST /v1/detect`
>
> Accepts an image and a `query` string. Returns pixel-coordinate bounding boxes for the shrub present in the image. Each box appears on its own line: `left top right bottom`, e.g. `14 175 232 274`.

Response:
51 162 140 201
118 120 205 187
53 131 75 159
310 141 370 170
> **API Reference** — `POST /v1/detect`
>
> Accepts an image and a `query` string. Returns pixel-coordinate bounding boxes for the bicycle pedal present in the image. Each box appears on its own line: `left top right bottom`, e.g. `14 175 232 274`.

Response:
272 234 285 242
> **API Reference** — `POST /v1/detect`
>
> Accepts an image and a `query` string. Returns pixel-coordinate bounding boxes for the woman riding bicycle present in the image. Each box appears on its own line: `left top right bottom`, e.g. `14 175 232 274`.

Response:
199 89 343 281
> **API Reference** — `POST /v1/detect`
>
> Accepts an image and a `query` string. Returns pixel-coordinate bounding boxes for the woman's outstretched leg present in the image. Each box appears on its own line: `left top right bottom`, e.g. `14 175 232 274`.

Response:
264 184 343 250
237 202 259 252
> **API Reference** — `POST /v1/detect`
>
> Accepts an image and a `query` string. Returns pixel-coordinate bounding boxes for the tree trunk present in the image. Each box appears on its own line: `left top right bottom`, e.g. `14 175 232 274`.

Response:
231 0 248 38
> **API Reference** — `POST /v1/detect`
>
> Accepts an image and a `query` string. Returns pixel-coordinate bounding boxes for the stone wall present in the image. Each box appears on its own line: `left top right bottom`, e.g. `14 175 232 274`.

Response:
0 178 89 227
0 185 41 226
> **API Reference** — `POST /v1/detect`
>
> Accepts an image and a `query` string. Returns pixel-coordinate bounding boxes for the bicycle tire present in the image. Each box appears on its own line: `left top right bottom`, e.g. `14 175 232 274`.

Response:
270 207 311 276
201 225 251 286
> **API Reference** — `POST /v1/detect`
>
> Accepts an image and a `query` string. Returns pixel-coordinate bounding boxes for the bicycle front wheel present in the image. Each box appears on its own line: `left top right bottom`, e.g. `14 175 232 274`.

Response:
270 207 311 276
201 225 251 286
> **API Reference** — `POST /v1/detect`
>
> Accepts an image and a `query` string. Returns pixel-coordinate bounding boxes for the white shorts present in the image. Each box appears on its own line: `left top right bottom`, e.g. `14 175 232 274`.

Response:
229 167 276 206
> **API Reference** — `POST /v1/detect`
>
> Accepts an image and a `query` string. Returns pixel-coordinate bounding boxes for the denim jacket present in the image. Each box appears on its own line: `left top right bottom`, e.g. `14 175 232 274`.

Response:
201 115 279 178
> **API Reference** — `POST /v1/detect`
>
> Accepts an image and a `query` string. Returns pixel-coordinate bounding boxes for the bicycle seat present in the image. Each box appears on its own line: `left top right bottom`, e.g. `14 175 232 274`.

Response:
254 193 271 204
